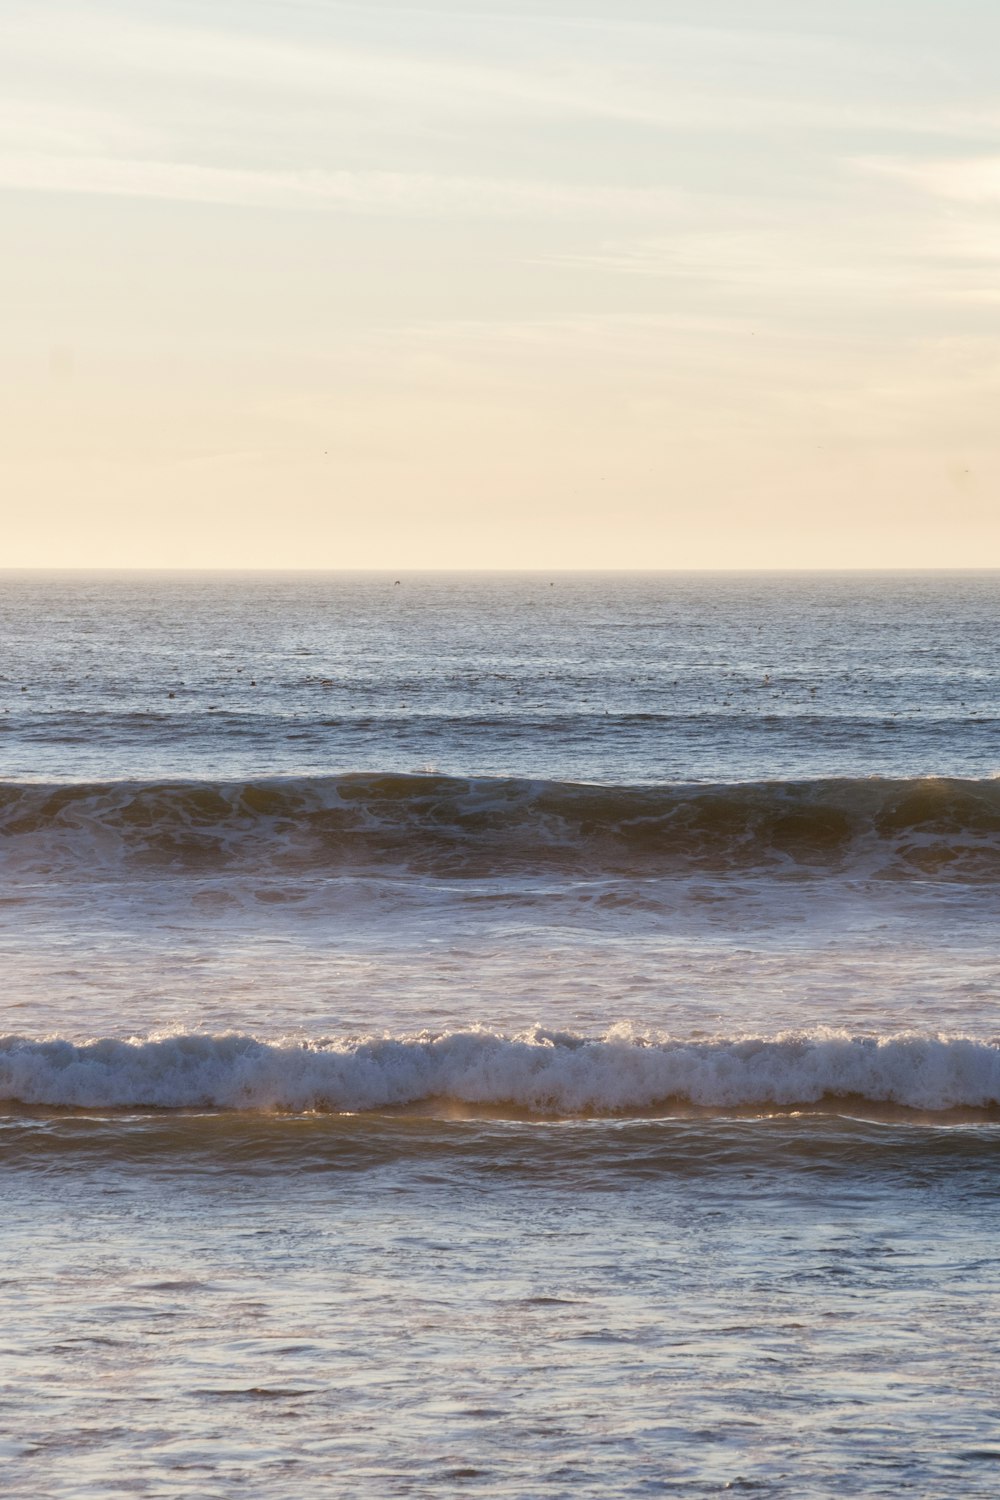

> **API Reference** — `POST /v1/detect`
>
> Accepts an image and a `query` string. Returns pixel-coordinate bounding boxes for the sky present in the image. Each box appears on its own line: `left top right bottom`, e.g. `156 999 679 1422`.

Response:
3 0 1000 568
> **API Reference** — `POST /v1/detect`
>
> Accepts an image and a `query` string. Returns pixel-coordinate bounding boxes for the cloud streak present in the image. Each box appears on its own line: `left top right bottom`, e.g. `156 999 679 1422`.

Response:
6 3 1000 142
0 151 687 218
861 155 1000 203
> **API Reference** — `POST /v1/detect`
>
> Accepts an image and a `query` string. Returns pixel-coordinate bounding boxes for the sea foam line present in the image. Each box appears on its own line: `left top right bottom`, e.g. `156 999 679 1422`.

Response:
2 1029 1000 1113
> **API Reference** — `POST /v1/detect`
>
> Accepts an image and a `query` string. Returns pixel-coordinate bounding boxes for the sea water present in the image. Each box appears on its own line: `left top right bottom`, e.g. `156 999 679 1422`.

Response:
2 571 1000 1497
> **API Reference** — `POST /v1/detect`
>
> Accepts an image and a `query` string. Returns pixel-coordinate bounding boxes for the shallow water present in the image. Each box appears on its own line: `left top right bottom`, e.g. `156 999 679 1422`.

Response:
6 1117 1000 1497
3 572 1000 1495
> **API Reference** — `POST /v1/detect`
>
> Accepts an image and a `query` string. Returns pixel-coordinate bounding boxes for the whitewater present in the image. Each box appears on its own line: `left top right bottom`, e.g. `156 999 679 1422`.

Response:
6 1029 1000 1115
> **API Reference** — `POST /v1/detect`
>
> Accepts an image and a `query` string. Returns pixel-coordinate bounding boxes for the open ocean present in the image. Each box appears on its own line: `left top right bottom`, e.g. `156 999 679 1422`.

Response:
4 570 1000 1498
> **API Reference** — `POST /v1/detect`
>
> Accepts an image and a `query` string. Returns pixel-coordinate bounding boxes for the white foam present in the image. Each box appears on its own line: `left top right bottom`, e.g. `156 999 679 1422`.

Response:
2 1027 999 1113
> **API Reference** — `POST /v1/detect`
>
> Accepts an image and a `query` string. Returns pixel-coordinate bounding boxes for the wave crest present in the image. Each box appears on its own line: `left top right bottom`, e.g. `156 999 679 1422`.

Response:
3 1029 1000 1114
3 773 1000 879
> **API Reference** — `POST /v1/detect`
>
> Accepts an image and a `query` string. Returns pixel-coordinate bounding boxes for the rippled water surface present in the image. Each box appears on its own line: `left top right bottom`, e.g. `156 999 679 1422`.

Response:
3 572 1000 1496
2 569 1000 783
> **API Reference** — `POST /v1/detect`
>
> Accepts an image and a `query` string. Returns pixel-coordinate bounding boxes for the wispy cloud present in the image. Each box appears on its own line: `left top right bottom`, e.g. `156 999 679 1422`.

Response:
2 7 734 133
0 151 683 219
6 4 1000 142
539 223 1000 308
860 155 1000 202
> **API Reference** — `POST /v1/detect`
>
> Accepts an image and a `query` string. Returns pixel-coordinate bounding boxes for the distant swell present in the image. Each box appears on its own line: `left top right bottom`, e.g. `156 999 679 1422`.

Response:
3 1030 1000 1114
3 772 1000 879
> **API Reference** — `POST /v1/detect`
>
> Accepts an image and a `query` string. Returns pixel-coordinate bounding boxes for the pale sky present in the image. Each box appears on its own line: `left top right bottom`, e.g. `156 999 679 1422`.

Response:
3 0 1000 567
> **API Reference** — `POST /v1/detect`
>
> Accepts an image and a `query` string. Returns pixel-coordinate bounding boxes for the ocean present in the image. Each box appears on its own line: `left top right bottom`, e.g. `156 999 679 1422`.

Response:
3 570 1000 1497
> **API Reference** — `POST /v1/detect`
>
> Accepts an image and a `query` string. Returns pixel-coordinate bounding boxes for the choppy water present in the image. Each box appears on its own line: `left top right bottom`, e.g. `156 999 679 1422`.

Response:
4 571 1000 1497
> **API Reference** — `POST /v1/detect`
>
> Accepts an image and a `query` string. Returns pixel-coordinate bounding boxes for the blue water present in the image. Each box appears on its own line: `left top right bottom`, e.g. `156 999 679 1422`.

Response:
3 570 999 782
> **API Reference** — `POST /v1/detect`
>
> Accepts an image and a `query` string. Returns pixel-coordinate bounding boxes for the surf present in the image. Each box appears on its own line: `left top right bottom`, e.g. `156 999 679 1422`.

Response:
3 772 1000 880
4 1027 1000 1114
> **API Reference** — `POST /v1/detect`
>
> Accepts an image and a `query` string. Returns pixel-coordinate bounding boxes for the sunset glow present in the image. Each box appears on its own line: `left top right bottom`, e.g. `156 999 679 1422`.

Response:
4 0 1000 566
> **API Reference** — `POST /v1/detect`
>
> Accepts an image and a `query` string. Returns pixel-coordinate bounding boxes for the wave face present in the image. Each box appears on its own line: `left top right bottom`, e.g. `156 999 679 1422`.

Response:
4 1029 1000 1114
3 1112 998 1179
3 773 1000 880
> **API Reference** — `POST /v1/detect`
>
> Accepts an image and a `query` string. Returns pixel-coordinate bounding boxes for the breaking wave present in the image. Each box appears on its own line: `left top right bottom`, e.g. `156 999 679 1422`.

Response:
3 1028 1000 1115
3 772 1000 879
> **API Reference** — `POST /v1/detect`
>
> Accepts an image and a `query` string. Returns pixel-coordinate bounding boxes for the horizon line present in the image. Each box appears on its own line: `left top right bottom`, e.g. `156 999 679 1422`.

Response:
2 565 1000 577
